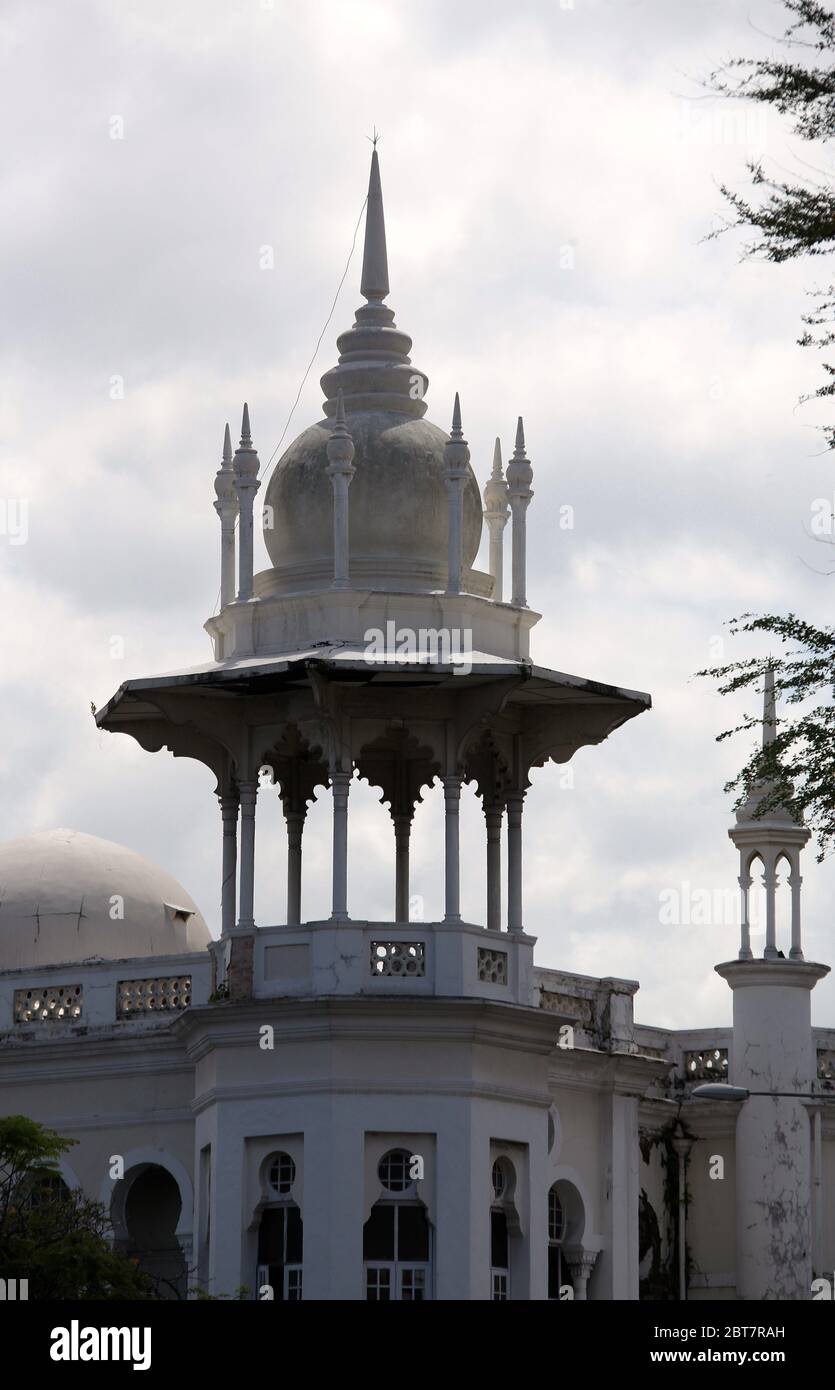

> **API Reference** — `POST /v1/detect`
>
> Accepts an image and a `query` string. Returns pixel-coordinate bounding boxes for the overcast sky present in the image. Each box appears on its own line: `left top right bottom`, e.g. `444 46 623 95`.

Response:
2 0 834 1028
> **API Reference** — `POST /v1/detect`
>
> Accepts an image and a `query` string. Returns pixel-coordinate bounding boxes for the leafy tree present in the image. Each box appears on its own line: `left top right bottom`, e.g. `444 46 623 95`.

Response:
701 5 835 834
0 1114 153 1299
708 0 835 440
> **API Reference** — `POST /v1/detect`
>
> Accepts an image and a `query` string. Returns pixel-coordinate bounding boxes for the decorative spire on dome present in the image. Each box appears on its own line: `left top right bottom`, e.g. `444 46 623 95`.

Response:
484 437 510 602
232 403 261 605
444 393 470 595
360 149 390 304
763 664 777 748
214 422 238 609
506 416 534 607
319 149 428 419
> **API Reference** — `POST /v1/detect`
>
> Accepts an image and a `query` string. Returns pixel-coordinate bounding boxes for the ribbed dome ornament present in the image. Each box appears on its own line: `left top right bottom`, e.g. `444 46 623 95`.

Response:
319 150 428 417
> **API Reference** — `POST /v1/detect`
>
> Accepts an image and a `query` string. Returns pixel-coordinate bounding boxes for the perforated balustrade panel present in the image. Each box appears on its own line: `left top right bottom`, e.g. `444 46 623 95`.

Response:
117 976 192 1017
477 948 507 985
683 1047 729 1081
370 941 426 978
14 985 83 1023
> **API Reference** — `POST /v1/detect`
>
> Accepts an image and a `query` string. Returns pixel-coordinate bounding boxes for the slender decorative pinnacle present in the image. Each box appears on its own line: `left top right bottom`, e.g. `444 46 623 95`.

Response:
240 402 252 448
215 422 236 504
326 389 356 475
763 666 777 749
484 437 509 517
507 415 533 497
360 149 390 303
444 394 470 474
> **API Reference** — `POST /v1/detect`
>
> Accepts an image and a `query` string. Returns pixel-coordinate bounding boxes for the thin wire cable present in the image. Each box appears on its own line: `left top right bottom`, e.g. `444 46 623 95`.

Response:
261 192 368 487
210 192 368 618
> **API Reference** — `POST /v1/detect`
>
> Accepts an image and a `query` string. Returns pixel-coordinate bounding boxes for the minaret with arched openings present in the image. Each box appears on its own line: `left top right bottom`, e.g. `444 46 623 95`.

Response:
718 669 829 1300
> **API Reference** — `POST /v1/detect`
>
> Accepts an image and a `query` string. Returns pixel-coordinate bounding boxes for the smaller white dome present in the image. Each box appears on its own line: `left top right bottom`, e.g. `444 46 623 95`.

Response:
0 829 211 972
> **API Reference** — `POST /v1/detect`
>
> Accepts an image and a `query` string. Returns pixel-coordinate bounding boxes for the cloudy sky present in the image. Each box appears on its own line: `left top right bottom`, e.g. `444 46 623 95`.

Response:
2 0 834 1028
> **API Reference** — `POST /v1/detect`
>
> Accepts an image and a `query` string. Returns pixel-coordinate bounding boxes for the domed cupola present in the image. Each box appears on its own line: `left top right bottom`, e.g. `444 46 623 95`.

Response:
261 150 484 595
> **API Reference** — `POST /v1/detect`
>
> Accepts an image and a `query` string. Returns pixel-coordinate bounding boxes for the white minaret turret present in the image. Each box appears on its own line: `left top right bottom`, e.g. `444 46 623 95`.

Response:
325 389 356 589
213 422 237 609
444 392 469 594
729 666 810 962
717 668 829 1300
506 416 533 607
484 437 509 602
232 403 260 602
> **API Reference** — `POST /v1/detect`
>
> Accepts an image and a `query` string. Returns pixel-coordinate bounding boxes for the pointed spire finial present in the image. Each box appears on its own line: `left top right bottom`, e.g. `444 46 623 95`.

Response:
240 402 252 447
222 422 233 467
514 416 526 455
360 148 390 303
763 665 777 748
451 391 462 437
491 437 503 480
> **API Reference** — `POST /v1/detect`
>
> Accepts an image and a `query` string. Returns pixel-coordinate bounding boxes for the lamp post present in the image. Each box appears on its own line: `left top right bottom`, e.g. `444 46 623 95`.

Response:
693 1083 819 1101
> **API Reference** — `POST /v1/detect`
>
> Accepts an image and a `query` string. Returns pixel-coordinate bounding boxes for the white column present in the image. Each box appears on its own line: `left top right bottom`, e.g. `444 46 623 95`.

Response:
789 861 803 960
326 389 355 589
763 855 778 960
219 792 239 936
813 1104 824 1279
738 869 753 960
671 1126 693 1300
394 813 411 922
506 792 524 932
285 809 305 927
237 780 257 930
444 394 469 595
330 771 351 921
565 1247 599 1301
485 803 503 932
443 775 462 923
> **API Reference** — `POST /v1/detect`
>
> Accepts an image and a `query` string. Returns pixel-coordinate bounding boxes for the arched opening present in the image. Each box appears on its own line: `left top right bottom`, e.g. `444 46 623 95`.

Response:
363 1148 432 1300
547 1178 585 1300
747 852 766 955
256 1152 303 1301
775 851 792 957
25 1170 71 1209
122 1165 187 1299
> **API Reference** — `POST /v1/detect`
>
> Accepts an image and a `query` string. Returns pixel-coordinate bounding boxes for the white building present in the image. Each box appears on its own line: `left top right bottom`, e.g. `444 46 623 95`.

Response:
1 153 832 1302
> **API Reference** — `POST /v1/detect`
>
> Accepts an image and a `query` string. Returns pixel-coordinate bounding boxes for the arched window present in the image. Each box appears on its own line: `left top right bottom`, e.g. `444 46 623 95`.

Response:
25 1170 70 1209
364 1149 431 1300
548 1186 566 1300
257 1152 302 1301
491 1157 516 1300
268 1153 296 1196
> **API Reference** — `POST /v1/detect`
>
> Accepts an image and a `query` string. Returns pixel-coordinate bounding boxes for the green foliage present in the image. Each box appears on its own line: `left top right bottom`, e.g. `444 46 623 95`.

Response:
0 1114 154 1300
697 612 835 859
707 1 835 441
